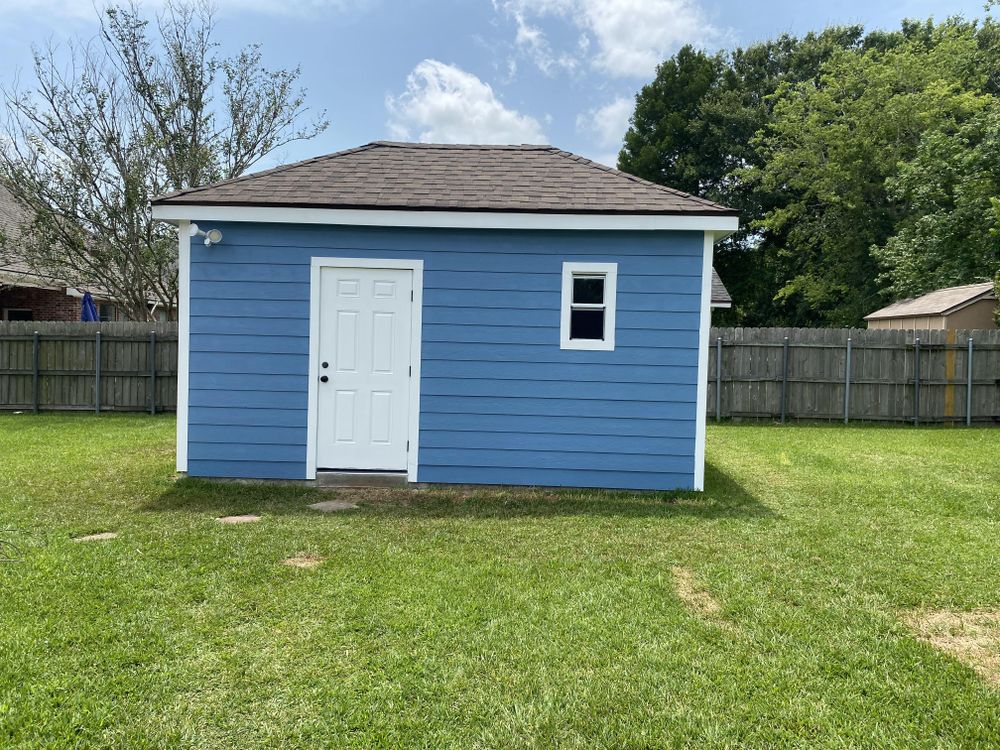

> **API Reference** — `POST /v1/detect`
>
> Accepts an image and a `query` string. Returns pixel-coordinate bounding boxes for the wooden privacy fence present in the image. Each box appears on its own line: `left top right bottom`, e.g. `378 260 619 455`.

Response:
0 321 178 413
2 323 998 423
709 327 1000 424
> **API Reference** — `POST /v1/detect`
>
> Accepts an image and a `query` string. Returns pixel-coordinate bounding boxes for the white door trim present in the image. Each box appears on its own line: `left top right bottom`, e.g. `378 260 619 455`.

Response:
306 257 423 482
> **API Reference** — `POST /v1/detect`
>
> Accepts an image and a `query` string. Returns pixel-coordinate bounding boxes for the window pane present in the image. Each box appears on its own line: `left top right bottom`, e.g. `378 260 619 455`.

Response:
570 308 604 340
573 276 604 304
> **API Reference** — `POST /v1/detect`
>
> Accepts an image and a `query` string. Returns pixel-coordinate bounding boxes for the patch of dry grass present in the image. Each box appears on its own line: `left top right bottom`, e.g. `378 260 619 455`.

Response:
672 566 726 620
902 610 1000 685
281 552 325 569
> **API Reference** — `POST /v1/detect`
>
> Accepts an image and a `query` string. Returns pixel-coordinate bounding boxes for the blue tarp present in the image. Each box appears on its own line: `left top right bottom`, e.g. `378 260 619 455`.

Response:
80 292 99 322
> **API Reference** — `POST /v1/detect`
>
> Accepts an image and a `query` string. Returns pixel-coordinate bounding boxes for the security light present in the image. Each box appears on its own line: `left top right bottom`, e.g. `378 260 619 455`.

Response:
188 222 223 246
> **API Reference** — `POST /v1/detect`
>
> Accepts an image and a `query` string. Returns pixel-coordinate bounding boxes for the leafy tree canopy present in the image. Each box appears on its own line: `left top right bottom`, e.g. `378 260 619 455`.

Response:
619 17 1000 326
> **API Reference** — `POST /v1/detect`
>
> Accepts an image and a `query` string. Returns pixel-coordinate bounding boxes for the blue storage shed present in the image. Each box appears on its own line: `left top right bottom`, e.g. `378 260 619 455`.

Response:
151 142 738 490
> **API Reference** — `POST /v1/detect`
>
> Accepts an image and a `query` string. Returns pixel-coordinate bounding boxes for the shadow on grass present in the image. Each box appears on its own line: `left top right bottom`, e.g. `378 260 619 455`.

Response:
143 462 774 522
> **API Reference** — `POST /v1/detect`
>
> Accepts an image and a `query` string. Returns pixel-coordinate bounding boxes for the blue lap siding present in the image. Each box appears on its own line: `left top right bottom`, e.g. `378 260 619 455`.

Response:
186 222 705 489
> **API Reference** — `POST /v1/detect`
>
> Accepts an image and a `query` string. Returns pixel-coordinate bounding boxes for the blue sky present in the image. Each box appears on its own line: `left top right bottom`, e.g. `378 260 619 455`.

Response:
0 0 989 170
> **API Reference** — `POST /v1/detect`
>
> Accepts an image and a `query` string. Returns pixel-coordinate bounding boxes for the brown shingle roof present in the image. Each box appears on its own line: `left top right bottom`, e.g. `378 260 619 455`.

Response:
152 142 738 216
865 282 996 320
711 268 731 307
0 184 64 290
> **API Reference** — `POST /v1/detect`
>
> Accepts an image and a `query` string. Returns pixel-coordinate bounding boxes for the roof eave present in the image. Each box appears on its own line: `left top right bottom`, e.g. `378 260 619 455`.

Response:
150 203 740 233
149 198 739 218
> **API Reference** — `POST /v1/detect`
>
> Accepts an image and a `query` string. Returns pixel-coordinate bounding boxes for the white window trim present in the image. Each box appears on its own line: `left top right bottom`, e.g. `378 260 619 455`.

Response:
2 308 33 320
306 257 424 483
560 262 617 351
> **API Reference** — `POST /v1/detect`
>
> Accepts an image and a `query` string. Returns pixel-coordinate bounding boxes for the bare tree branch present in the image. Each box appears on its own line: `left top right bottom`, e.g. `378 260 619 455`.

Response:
0 0 328 320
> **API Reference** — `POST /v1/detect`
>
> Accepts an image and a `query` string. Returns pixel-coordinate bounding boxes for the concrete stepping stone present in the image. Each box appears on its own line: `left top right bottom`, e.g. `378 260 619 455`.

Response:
308 500 359 512
73 532 118 542
216 514 261 524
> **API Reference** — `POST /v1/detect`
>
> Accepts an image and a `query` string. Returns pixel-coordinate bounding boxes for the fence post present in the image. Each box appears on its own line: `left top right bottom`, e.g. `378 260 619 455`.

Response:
843 336 852 425
94 331 102 414
149 330 157 415
32 331 40 413
966 336 974 427
780 335 789 424
913 337 921 426
715 336 722 422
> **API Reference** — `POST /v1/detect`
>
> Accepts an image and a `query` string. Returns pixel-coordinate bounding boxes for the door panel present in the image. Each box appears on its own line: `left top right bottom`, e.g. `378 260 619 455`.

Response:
316 266 413 470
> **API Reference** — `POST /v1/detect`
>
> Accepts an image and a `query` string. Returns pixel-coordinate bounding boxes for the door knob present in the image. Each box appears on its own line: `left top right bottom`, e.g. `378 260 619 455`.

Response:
320 375 329 383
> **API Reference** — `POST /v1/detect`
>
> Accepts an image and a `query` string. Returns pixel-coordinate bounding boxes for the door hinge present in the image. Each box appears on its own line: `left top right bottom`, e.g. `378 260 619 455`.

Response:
410 290 414 301
406 440 410 452
409 365 412 377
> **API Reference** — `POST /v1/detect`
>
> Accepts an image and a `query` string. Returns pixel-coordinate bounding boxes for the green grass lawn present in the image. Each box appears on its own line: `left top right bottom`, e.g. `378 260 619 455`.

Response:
1 414 999 748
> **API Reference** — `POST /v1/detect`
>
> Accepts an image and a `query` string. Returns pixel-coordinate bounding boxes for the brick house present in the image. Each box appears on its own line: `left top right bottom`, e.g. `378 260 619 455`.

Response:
0 184 123 322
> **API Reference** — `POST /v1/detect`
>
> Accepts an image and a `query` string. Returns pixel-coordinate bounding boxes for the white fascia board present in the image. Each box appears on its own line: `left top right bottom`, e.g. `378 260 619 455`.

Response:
151 204 739 233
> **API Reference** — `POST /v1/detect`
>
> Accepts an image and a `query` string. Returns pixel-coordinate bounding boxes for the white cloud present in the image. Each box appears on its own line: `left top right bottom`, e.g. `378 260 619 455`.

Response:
510 11 579 76
577 95 632 148
495 0 717 78
386 59 546 144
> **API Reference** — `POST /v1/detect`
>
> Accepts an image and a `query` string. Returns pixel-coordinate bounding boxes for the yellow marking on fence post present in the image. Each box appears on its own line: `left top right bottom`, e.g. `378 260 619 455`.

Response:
944 328 956 421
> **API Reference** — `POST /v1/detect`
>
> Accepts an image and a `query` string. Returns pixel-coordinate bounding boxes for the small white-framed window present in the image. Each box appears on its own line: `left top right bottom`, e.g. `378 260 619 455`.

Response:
560 262 617 351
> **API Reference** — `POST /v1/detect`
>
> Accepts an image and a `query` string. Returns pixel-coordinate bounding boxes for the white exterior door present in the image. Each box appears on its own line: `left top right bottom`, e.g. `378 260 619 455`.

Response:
316 266 413 471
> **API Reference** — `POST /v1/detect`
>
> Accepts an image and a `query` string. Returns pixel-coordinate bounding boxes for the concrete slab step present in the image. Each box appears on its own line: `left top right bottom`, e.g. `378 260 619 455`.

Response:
315 471 408 488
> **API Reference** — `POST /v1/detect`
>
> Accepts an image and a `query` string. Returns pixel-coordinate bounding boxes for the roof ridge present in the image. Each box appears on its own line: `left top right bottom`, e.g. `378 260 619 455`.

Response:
547 149 732 211
372 141 553 150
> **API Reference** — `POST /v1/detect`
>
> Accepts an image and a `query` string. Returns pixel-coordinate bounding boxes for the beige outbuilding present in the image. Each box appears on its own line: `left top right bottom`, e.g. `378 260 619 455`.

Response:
865 282 997 330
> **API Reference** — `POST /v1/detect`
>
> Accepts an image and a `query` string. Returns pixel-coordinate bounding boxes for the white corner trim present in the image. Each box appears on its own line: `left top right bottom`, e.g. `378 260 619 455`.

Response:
305 261 321 480
175 220 191 473
560 262 617 351
693 231 714 491
305 257 424 483
151 203 739 233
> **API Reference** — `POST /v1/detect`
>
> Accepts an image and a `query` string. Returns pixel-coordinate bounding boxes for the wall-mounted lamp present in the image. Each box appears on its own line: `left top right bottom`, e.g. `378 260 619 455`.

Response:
189 222 223 246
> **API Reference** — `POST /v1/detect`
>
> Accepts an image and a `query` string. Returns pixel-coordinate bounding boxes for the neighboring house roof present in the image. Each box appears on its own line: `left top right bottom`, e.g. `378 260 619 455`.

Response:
864 282 996 320
0 184 117 300
152 141 738 216
0 184 65 291
711 268 731 308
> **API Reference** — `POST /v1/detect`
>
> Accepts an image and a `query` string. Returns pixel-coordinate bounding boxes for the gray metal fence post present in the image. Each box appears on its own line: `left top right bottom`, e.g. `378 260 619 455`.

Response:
780 335 789 424
966 336 974 427
149 330 157 415
715 336 722 422
95 331 102 414
843 336 852 425
32 331 40 413
913 337 921 426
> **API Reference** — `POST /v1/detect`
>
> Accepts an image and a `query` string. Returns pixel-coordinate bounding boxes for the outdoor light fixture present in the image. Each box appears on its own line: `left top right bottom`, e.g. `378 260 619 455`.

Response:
188 222 223 246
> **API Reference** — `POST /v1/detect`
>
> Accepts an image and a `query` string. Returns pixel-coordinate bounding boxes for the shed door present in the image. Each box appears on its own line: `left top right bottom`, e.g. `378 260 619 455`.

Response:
316 266 413 471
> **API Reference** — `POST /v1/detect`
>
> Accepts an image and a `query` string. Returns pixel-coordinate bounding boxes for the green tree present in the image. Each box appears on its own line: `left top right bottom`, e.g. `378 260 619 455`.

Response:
619 28 871 325
750 19 991 324
0 1 327 319
873 107 1000 298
